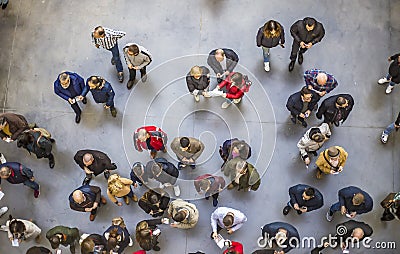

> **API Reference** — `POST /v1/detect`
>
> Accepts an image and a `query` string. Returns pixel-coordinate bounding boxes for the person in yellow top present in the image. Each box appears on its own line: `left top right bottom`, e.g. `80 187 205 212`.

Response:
315 146 348 179
107 174 138 206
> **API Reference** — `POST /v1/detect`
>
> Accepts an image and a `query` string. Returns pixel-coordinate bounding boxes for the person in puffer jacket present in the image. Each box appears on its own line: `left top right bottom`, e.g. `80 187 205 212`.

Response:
214 72 251 109
297 123 331 166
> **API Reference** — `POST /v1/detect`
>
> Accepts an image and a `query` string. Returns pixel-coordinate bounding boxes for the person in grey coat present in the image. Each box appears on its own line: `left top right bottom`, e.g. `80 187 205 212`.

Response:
297 123 331 166
123 43 152 89
170 137 204 169
145 158 181 196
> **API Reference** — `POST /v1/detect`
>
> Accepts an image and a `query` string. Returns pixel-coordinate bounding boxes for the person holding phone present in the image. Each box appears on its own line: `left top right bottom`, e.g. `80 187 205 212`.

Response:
283 184 323 216
315 146 348 179
135 218 169 251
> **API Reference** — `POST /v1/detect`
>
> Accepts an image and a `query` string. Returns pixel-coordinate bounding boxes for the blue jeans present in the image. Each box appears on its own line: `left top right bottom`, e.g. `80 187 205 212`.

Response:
384 123 396 135
107 43 123 73
23 180 39 191
329 202 341 214
387 74 398 87
262 46 270 62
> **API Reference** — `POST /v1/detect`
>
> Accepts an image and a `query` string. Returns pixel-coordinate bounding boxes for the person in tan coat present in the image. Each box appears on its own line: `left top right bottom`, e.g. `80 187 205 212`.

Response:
0 113 30 142
297 123 331 166
315 146 348 179
170 136 204 169
167 199 199 229
107 174 138 206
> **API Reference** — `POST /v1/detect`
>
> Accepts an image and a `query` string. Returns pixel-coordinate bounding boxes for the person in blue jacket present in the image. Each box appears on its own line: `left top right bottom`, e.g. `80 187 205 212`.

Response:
283 184 323 215
103 220 131 254
54 71 87 124
0 162 40 198
260 222 300 253
79 76 117 117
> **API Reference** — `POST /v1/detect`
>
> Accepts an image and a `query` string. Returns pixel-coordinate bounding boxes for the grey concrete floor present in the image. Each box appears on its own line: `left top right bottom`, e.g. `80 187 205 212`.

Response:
0 0 399 253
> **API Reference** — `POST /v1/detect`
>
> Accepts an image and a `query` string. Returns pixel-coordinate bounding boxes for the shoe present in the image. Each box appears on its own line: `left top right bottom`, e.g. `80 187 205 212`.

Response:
0 225 7 231
0 207 8 218
34 186 40 198
123 196 130 205
213 198 218 207
35 234 41 243
205 196 210 200
334 121 340 127
111 163 118 170
141 74 147 83
203 92 211 98
326 210 334 222
378 77 389 84
100 196 107 204
104 170 111 179
290 116 296 124
49 138 56 143
132 194 138 202
127 80 134 90
298 53 303 65
381 132 389 144
221 102 231 109
150 151 157 159
386 85 394 94
163 148 167 153
111 58 115 65
288 61 295 72
283 206 291 215
129 237 134 247
110 107 117 117
194 94 200 102
301 121 308 128
173 185 181 196
48 154 55 169
82 177 91 185
264 62 270 72
233 98 242 104
153 246 160 251
316 170 323 179
227 183 235 190
89 214 96 221
1 2 8 9
82 97 87 104
0 153 6 164
296 210 303 215
118 72 124 83
159 183 164 189
75 114 81 124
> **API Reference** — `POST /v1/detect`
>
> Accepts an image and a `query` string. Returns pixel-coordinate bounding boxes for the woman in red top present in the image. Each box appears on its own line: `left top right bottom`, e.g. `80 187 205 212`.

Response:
133 126 168 159
223 241 244 254
215 72 248 109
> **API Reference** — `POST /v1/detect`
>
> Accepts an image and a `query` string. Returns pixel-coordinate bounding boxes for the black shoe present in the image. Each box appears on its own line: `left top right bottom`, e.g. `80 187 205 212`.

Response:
110 107 117 117
111 58 115 65
298 53 303 65
50 138 56 143
75 114 81 124
141 74 147 83
48 154 55 169
104 171 111 179
82 177 91 186
118 72 124 83
334 121 340 127
213 198 218 207
283 206 291 215
290 116 296 124
296 210 303 215
311 151 318 156
205 196 209 200
301 121 308 128
1 2 8 9
153 246 160 251
111 163 117 170
82 97 87 104
190 165 196 169
127 80 134 90
177 162 186 169
288 61 295 72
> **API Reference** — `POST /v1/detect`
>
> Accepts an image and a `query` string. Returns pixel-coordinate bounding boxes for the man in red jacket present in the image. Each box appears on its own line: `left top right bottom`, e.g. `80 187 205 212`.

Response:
133 126 168 159
213 72 250 109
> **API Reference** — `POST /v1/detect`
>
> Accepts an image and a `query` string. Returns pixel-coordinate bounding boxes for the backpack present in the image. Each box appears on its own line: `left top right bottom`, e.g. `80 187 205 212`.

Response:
33 128 51 138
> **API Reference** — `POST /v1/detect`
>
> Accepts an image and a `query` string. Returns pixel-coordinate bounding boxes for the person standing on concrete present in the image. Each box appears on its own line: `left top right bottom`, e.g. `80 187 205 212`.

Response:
79 233 107 254
145 158 181 196
167 199 199 229
194 173 225 207
103 218 132 254
3 215 42 243
91 26 126 82
288 17 325 72
316 94 354 126
213 72 252 109
377 53 400 94
171 136 205 169
0 112 30 142
0 162 40 198
380 191 400 221
286 86 319 128
260 222 300 253
68 185 107 221
256 20 285 72
136 218 169 252
381 112 400 143
123 43 152 89
133 126 168 159
138 188 170 217
74 149 117 185
107 173 138 206
210 207 247 239
304 69 338 98
283 184 323 215
54 72 87 124
315 146 348 179
46 225 80 254
297 123 331 166
207 48 239 83
223 158 261 192
326 186 373 222
186 66 211 102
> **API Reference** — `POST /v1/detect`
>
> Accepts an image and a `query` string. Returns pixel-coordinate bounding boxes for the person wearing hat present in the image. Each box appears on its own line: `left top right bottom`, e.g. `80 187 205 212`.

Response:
288 17 325 72
283 184 324 215
167 199 199 229
45 225 80 254
186 65 211 102
68 184 107 221
286 86 319 128
133 126 168 159
210 207 247 239
146 158 181 196
260 222 300 253
326 186 373 222
194 173 225 207
315 146 348 179
138 188 170 217
170 136 204 169
107 173 138 206
297 123 331 166
316 94 354 126
78 76 117 117
74 149 117 185
223 157 261 192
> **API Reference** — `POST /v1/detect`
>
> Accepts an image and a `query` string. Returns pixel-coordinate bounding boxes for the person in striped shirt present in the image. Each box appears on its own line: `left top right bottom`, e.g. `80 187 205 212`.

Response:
92 26 126 82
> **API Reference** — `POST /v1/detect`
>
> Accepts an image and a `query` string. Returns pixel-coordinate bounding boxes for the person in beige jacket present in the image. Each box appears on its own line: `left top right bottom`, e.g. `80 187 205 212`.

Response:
297 123 331 166
167 199 199 229
2 215 41 243
170 136 204 169
107 174 138 206
315 146 348 179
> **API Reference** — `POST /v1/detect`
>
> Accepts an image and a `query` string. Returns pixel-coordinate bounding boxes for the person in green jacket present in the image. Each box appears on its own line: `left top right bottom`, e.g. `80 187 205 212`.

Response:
46 225 79 254
223 157 261 191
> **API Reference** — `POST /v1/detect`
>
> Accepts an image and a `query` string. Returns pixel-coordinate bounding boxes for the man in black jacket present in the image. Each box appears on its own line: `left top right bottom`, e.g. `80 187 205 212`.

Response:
0 162 40 198
381 112 400 143
283 184 323 215
74 149 117 185
378 53 400 94
207 48 239 83
289 17 325 72
286 86 319 128
69 185 107 221
145 158 180 196
138 188 170 217
316 94 354 126
260 222 300 253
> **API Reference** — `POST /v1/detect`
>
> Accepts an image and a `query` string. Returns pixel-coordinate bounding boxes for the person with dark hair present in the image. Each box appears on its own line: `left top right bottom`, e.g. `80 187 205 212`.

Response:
297 123 331 166
123 43 152 89
133 126 168 159
68 185 107 221
315 146 348 179
80 233 107 254
170 136 204 169
326 186 373 222
283 184 324 215
288 17 325 71
380 191 400 221
0 112 30 142
107 173 138 206
286 86 319 128
54 71 87 123
381 112 400 143
91 26 126 82
136 218 169 252
207 48 239 83
223 158 261 192
186 65 211 102
256 20 285 71
145 158 181 196
223 240 244 254
78 76 117 117
213 72 252 109
46 225 79 254
219 138 251 168
0 162 40 198
194 173 225 207
304 69 338 98
74 149 117 185
130 161 149 187
260 222 300 253
210 207 247 239
16 128 56 168
3 215 42 243
377 53 400 94
167 199 199 229
26 246 52 254
316 94 354 126
103 217 132 254
138 188 170 217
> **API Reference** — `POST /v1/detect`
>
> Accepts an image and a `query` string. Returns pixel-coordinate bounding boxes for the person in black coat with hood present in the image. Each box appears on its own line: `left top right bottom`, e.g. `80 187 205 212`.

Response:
316 94 354 126
186 66 211 102
283 184 323 215
138 188 170 217
207 48 239 83
286 86 319 128
145 158 181 196
378 53 400 94
289 17 325 72
260 222 300 253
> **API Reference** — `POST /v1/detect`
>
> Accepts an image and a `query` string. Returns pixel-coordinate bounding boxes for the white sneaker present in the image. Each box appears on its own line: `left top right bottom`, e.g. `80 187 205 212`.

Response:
0 225 7 231
381 132 388 144
203 92 211 98
129 237 134 247
386 85 394 94
378 77 389 84
264 62 270 72
221 102 231 109
173 185 181 196
0 207 8 218
159 183 164 189
194 95 200 102
0 153 6 164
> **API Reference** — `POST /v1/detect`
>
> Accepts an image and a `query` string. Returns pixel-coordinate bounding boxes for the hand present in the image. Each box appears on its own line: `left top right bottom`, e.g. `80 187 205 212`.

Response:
85 207 92 212
170 223 178 228
2 137 6 141
149 211 154 215
84 167 93 174
30 177 35 181
300 41 306 48
280 44 285 48
299 113 305 119
134 183 138 188
223 71 230 76
221 93 227 98
388 57 392 61
104 105 110 109
293 203 300 210
128 64 133 69
77 96 84 101
216 73 221 78
329 170 336 174
133 66 140 70
300 207 308 213
304 157 311 165
305 110 311 117
212 232 218 239
192 89 199 96
92 202 98 209
9 237 13 242
95 44 100 48
227 228 234 234
350 212 356 218
117 202 122 206
319 91 326 96
308 85 313 90
306 42 313 48
323 242 330 248
338 166 343 172
68 98 75 104
341 206 347 215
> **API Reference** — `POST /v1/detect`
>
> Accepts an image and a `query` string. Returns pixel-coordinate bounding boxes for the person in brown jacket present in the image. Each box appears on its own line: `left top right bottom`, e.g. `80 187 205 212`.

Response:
107 174 138 206
194 174 225 207
170 137 204 169
0 113 30 142
315 146 348 179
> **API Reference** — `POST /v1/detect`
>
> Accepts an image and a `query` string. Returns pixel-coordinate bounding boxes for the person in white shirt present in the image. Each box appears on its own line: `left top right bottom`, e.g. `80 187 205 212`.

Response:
210 207 247 239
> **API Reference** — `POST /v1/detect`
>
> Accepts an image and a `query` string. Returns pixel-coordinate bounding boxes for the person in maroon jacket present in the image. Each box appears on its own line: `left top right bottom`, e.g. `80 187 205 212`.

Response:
213 72 251 109
133 126 168 159
194 174 225 207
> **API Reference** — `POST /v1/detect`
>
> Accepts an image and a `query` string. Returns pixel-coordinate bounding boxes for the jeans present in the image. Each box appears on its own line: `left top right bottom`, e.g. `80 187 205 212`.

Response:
23 180 39 191
387 74 398 87
384 123 396 136
329 202 341 214
262 46 270 62
129 66 146 81
108 43 123 73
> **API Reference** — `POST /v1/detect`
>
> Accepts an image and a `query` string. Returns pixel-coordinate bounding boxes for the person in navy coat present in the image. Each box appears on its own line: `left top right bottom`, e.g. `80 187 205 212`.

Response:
260 222 300 253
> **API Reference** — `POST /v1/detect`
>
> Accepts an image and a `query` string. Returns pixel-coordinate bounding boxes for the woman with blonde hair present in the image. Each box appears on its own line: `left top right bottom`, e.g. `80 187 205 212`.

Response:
107 173 138 206
186 65 211 102
256 20 285 72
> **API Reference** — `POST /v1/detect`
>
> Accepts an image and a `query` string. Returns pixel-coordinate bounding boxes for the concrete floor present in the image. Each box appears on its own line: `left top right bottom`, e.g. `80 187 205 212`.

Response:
0 0 399 253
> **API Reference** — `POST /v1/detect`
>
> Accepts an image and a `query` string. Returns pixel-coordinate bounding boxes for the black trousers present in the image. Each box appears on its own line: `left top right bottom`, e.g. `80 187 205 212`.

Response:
70 102 81 116
129 66 147 81
291 113 306 123
290 41 309 61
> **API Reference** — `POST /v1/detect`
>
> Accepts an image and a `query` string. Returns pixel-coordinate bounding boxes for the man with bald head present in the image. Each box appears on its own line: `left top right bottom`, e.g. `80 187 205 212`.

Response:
207 48 239 83
74 149 117 185
304 69 338 98
69 185 107 221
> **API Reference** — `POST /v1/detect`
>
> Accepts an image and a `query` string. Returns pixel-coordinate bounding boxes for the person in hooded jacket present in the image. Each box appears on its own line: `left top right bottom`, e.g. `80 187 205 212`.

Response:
316 94 354 126
186 65 211 102
297 123 331 166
